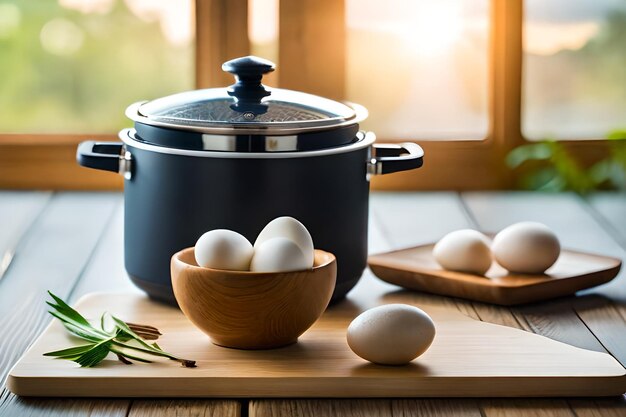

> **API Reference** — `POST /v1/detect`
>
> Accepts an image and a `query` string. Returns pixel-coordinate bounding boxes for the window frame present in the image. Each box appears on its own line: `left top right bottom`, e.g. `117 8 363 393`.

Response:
0 0 612 190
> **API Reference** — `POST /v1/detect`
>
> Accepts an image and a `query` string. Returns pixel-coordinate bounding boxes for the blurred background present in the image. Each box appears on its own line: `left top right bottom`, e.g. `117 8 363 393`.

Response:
1 0 624 138
0 0 624 190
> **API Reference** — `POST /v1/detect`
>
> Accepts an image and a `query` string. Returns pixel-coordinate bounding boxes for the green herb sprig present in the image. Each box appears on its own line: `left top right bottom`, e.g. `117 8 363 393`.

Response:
44 291 196 368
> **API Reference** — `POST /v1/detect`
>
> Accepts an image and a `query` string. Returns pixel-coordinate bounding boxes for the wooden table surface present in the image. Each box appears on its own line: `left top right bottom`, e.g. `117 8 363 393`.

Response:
1 191 625 416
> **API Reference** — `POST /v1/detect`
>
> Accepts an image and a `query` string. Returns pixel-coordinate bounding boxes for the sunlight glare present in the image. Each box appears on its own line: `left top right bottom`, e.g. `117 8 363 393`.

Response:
401 2 464 57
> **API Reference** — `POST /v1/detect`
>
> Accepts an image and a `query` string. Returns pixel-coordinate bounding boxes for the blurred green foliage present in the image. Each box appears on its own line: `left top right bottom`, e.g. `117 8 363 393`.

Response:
0 0 193 133
507 129 626 192
523 6 626 140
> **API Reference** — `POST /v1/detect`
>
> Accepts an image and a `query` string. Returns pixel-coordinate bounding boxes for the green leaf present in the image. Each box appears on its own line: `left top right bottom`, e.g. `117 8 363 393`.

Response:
47 291 90 327
44 343 97 358
44 292 196 368
110 347 154 364
506 143 553 168
606 129 626 141
48 311 103 342
74 339 113 367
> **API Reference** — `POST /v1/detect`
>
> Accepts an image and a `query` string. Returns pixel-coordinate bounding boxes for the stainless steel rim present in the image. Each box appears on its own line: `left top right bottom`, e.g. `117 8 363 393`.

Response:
125 101 369 136
119 128 376 159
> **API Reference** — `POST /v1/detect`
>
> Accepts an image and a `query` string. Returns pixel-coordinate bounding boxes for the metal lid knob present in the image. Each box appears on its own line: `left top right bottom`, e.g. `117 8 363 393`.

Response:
222 56 276 115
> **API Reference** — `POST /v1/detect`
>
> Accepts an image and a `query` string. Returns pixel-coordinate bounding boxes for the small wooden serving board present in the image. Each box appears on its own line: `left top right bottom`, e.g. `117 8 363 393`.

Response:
368 244 622 305
8 292 626 398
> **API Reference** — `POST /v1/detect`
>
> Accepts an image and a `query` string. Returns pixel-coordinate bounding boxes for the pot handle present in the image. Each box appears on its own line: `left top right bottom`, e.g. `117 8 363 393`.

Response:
76 141 132 180
368 142 424 176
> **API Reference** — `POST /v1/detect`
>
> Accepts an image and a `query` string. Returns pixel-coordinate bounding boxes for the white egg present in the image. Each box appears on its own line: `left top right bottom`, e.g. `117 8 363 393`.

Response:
347 304 436 365
492 221 560 274
250 237 310 273
255 216 314 268
433 229 493 275
194 229 254 271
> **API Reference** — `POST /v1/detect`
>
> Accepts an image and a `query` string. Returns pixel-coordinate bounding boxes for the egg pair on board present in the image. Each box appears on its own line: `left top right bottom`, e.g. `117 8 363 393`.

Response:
194 217 314 273
433 221 561 275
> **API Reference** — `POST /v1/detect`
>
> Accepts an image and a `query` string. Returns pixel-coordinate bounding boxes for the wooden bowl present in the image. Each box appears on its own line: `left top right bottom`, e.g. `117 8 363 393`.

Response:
171 247 337 349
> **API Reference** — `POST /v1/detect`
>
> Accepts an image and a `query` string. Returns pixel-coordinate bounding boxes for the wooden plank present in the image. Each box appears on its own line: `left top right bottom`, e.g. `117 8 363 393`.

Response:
463 192 623 351
370 193 472 249
369 192 490 321
462 192 626 413
52 195 241 416
129 400 240 417
0 192 120 416
0 136 123 190
0 398 129 417
70 200 138 299
279 0 345 101
370 192 616 416
250 400 389 417
391 400 482 417
10 290 626 397
351 194 482 415
195 0 249 88
251 399 482 417
0 192 50 276
480 399 575 417
569 396 626 417
491 0 523 151
22 198 136 417
587 192 626 250
515 298 606 353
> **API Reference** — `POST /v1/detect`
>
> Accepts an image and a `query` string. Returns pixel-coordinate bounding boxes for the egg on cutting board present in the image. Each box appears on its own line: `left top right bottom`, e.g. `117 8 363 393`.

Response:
255 216 314 268
433 229 493 275
194 229 254 271
347 304 436 365
250 237 310 273
492 221 560 274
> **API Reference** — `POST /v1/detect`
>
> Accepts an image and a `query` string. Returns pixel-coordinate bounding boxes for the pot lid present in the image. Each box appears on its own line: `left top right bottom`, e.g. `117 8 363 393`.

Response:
129 56 365 135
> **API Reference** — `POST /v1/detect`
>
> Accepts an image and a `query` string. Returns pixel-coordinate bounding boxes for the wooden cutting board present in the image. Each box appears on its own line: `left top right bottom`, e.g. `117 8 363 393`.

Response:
369 245 622 305
9 292 626 398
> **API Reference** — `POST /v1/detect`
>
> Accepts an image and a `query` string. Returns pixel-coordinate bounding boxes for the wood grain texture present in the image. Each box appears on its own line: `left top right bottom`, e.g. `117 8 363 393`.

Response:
370 192 625 417
0 193 121 417
462 193 626 361
461 192 626 415
2 191 626 416
391 400 483 417
569 396 626 417
369 244 621 305
195 0 249 88
480 399 575 417
279 0 345 101
128 400 240 417
0 192 50 276
171 248 336 349
250 399 391 417
8 290 626 398
70 200 242 416
251 399 483 417
0 137 123 190
69 200 139 299
587 193 626 252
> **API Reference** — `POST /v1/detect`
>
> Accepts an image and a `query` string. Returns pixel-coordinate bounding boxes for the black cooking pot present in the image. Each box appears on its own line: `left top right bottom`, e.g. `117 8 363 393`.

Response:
77 56 423 305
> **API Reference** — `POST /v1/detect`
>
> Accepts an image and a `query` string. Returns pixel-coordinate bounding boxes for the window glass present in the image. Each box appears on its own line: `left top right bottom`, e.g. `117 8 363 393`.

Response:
345 0 489 140
0 0 194 133
523 0 626 140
